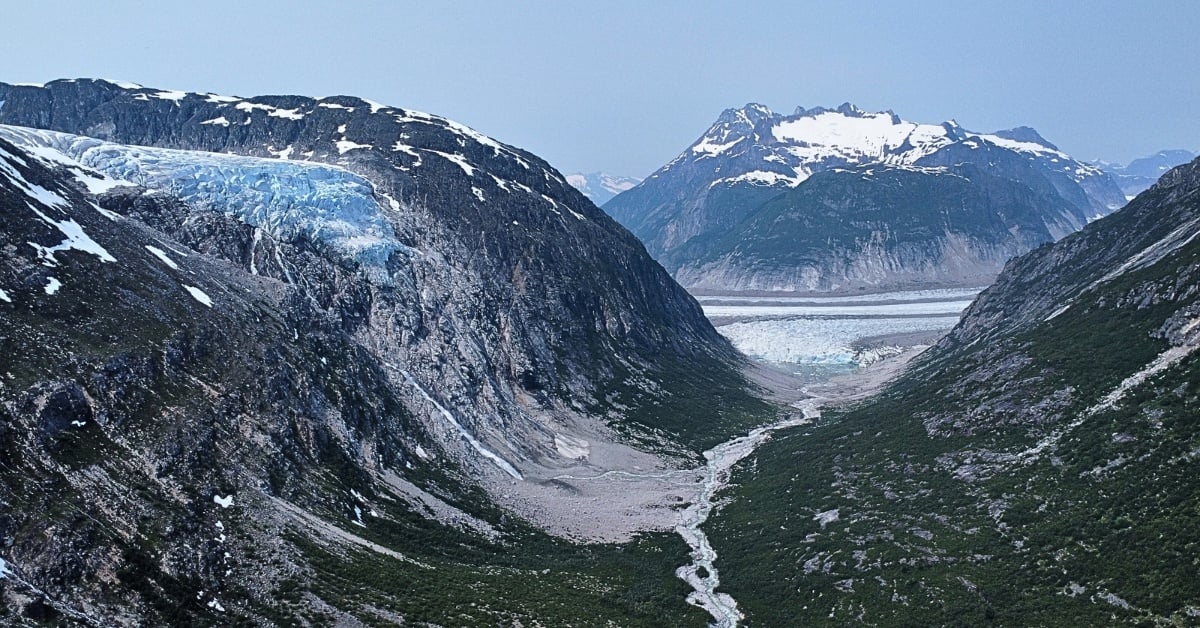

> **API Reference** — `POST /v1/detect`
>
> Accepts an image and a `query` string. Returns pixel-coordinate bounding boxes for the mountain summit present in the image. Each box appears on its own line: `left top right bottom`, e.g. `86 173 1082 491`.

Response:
605 103 1126 293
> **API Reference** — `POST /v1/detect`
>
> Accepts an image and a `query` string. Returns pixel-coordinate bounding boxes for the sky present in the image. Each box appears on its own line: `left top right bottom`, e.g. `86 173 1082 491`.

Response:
1 0 1197 178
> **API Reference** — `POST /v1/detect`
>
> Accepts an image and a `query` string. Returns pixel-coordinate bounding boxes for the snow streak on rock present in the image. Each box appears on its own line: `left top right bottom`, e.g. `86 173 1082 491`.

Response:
399 369 523 481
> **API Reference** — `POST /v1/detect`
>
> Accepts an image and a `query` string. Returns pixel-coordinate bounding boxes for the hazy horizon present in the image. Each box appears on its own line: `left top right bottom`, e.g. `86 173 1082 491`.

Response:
2 0 1196 178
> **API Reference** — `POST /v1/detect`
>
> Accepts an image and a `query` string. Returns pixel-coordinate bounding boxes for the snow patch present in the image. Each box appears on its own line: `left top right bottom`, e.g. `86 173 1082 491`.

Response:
427 150 476 176
554 433 590 460
26 211 117 266
693 135 745 157
394 108 529 167
104 79 144 90
184 285 213 307
267 108 304 121
1045 303 1072 321
151 90 187 102
712 169 805 188
391 142 422 165
0 288 10 303
200 117 231 127
213 494 234 508
145 245 179 269
43 277 61 295
335 140 372 154
772 110 953 166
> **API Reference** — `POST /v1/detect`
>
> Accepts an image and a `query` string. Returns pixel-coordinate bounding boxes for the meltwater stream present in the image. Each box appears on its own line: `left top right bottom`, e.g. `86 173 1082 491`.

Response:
675 397 823 627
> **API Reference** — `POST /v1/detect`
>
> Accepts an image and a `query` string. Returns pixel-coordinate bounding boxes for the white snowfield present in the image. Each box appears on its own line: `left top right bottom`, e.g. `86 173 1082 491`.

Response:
0 137 118 267
685 104 1106 190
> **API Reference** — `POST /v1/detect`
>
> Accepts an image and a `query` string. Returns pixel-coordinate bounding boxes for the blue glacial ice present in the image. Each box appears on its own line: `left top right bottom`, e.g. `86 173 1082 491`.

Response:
0 125 408 281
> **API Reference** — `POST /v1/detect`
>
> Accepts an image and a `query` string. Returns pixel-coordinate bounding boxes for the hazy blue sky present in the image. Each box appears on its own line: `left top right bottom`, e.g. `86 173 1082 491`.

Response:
2 0 1196 177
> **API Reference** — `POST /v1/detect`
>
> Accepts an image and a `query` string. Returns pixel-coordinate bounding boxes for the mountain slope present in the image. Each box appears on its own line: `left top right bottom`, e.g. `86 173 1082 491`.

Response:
0 79 768 625
706 158 1200 624
606 103 1125 293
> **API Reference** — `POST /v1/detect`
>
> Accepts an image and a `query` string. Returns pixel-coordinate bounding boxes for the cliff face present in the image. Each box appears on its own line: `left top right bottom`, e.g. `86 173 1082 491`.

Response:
0 80 765 624
605 104 1126 293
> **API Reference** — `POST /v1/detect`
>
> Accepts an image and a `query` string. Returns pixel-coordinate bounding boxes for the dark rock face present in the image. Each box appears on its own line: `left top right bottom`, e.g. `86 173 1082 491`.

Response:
605 103 1127 293
0 81 763 624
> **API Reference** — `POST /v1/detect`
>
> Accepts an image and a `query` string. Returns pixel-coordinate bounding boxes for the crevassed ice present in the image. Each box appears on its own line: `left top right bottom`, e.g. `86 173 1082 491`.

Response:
716 315 961 365
0 125 408 281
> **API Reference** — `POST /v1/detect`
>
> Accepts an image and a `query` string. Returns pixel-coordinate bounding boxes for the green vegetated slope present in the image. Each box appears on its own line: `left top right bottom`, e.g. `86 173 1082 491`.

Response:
708 159 1200 625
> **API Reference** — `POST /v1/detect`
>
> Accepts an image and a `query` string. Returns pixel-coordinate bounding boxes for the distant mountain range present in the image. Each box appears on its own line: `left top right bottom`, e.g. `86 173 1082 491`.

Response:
604 103 1126 294
1094 149 1197 199
565 171 641 206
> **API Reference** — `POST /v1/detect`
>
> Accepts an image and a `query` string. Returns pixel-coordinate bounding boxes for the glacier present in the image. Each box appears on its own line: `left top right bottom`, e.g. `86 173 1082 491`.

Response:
698 289 979 367
0 125 410 282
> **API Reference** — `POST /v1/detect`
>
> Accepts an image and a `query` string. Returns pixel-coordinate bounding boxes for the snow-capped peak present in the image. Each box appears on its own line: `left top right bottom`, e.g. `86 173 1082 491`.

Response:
674 102 1107 192
567 172 642 205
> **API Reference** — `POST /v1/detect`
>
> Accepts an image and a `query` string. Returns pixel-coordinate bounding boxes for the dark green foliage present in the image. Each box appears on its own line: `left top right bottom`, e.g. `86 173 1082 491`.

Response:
590 353 775 456
290 527 709 627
